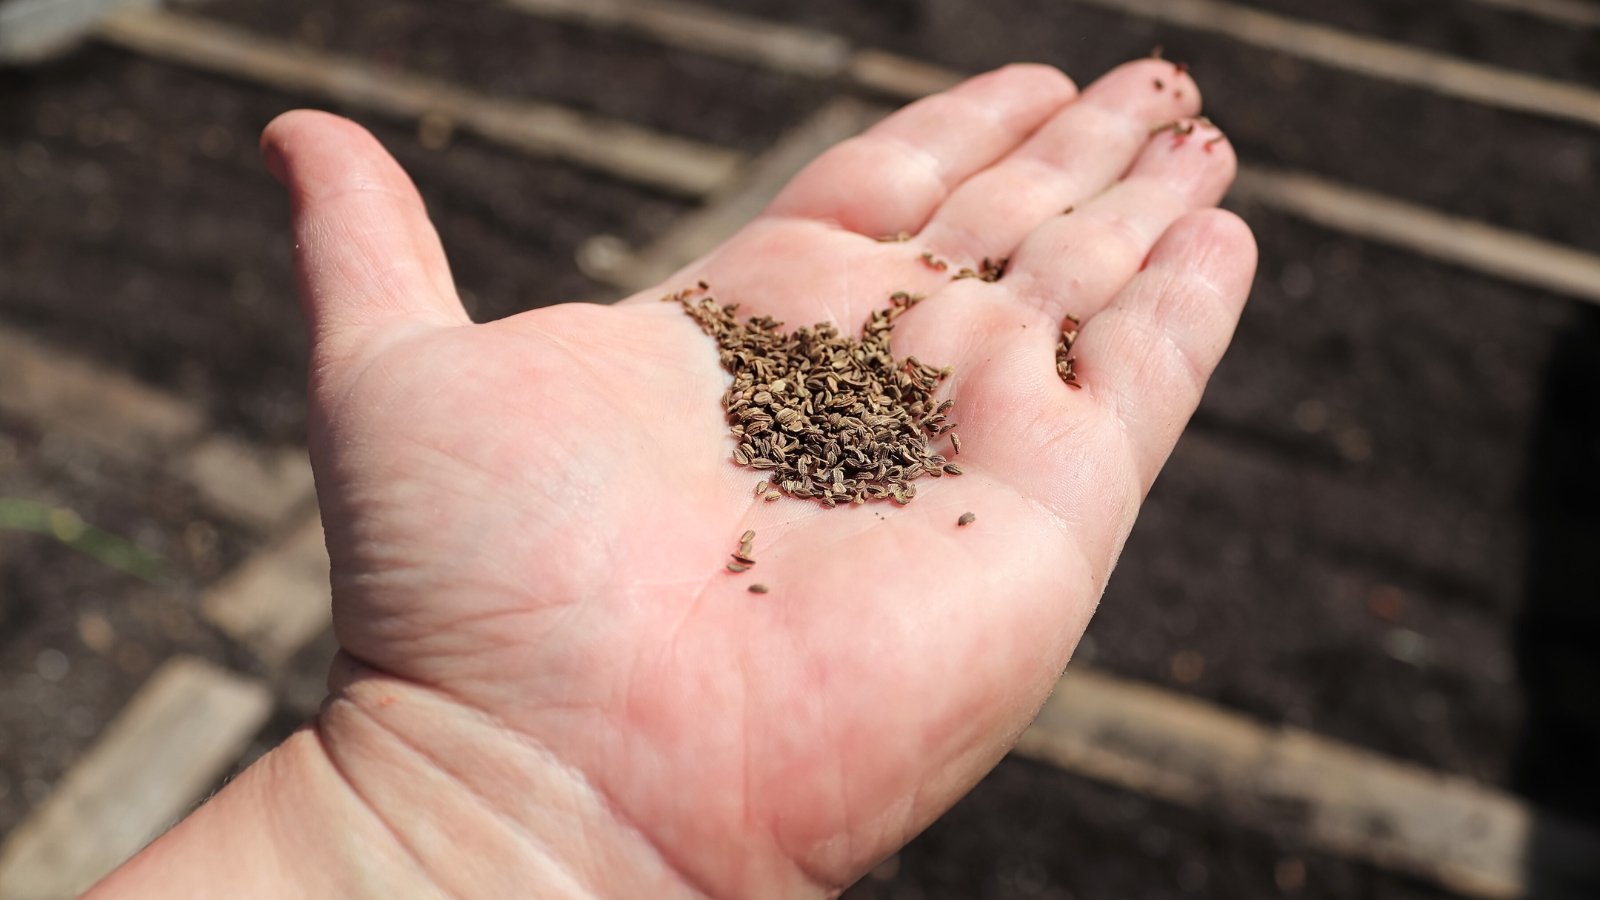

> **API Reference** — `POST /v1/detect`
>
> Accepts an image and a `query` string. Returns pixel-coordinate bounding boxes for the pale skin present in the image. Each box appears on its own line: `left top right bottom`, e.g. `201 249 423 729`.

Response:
93 60 1255 898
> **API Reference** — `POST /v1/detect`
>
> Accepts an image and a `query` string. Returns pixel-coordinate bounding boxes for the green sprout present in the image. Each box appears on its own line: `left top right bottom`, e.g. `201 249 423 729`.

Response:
0 499 166 583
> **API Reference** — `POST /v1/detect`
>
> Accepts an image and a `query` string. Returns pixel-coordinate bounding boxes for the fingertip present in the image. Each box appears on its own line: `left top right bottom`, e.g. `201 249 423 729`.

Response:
1151 208 1258 306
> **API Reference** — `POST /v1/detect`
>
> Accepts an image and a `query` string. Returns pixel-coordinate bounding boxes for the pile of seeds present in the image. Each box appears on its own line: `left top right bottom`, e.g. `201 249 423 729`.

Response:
674 287 960 507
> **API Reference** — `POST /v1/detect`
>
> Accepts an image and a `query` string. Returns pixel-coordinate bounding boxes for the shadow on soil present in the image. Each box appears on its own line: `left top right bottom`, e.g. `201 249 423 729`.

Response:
1518 305 1600 898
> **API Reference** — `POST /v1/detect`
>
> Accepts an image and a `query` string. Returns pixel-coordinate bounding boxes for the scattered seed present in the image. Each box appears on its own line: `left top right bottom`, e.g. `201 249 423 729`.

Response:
1204 135 1226 153
979 257 1008 282
727 561 751 573
732 551 756 565
875 231 912 243
943 463 964 476
748 583 770 594
1062 205 1075 215
951 433 962 455
1154 78 1165 90
1056 319 1083 389
754 480 768 495
919 251 949 272
739 529 755 544
952 267 979 280
764 490 781 502
958 512 977 527
697 279 710 290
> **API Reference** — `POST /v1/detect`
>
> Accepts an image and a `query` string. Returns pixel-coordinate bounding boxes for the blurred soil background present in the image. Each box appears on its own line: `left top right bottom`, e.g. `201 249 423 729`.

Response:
2 0 1598 897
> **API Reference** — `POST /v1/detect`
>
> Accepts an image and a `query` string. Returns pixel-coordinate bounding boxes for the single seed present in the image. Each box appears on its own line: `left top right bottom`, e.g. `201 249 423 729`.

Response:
754 480 768 495
764 490 781 502
1154 78 1165 90
748 583 770 594
732 551 756 565
739 529 755 544
697 279 710 290
1063 205 1075 215
951 433 962 454
943 463 964 476
958 512 976 527
727 561 751 573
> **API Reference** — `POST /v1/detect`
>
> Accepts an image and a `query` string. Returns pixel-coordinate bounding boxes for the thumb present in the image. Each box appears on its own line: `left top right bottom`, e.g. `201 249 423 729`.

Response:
261 110 469 355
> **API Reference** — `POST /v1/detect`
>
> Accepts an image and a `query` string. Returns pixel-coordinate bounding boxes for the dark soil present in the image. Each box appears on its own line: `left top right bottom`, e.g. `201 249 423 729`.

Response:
191 0 831 153
0 45 691 445
0 412 256 831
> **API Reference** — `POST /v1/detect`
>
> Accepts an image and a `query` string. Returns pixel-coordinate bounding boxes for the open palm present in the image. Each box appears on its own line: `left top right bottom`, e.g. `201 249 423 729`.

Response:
265 60 1255 898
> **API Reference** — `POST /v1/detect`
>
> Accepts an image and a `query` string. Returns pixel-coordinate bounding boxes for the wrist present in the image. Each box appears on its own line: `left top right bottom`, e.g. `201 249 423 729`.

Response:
92 656 708 899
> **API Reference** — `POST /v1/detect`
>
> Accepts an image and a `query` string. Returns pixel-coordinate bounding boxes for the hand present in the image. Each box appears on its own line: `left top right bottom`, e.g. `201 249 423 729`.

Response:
105 60 1255 899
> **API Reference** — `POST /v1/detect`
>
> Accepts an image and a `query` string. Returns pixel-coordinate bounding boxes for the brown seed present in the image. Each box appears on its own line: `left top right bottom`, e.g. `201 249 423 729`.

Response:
739 529 755 544
697 279 710 290
951 433 962 455
727 561 751 573
919 252 948 272
957 512 976 527
943 463 964 476
764 490 781 502
1062 205 1075 215
1154 78 1165 90
754 480 768 495
748 583 770 594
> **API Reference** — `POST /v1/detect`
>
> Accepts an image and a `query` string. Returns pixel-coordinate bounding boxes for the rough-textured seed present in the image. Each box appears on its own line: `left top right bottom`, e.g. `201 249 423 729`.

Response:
1056 315 1083 389
754 480 768 495
951 433 962 455
944 463 964 476
748 583 770 594
727 560 751 572
764 490 781 502
958 512 976 527
740 529 755 544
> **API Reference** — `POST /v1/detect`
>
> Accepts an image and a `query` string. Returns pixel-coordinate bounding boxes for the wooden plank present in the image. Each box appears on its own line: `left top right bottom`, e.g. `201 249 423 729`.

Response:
1232 166 1600 306
180 437 316 532
847 49 964 100
501 0 850 78
0 657 272 900
1067 0 1600 130
0 327 203 461
202 512 331 667
97 8 744 197
0 0 141 63
1017 667 1600 899
600 97 887 291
